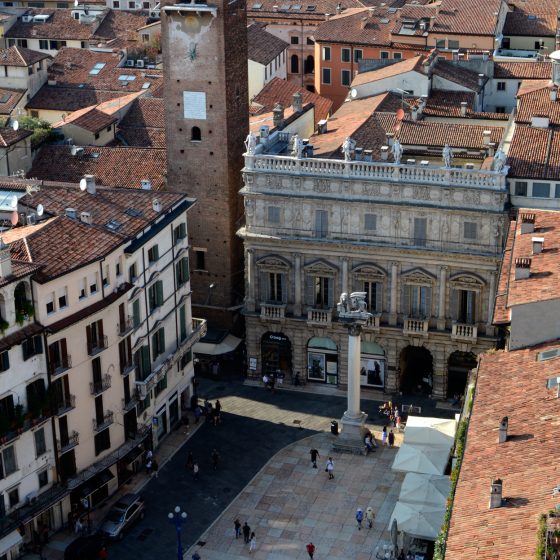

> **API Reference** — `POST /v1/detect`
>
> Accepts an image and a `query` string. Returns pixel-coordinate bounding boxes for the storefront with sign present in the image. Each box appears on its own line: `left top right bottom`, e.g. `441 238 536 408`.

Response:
260 332 292 378
360 341 385 388
307 337 338 385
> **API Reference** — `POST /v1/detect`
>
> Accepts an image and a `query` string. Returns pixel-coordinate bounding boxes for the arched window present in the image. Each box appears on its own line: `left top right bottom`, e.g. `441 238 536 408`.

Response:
290 54 299 74
304 55 314 74
191 126 201 141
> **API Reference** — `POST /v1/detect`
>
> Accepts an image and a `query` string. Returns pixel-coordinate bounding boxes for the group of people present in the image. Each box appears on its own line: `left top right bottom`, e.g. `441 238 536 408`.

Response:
185 448 221 478
379 401 402 429
233 520 257 552
381 426 396 448
355 507 375 530
262 371 284 392
193 397 222 426
364 430 378 453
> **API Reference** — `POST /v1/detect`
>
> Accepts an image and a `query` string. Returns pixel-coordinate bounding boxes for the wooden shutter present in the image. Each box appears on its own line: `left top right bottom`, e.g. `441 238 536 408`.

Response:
132 299 140 326
0 351 8 371
61 338 68 363
327 278 334 308
86 325 92 352
119 303 125 326
98 320 104 341
156 281 163 306
259 271 268 302
305 276 314 307
160 328 165 353
467 291 475 323
48 342 56 369
422 287 432 319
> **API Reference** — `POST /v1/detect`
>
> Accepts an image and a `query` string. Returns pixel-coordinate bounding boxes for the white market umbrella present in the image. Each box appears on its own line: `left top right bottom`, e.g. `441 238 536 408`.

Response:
391 443 449 475
404 416 457 447
388 501 446 541
398 473 450 507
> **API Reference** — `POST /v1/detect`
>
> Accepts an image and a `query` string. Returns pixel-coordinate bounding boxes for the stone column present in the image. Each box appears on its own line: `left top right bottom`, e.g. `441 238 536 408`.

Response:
246 249 255 312
389 261 399 326
341 257 349 296
437 265 448 331
293 253 302 317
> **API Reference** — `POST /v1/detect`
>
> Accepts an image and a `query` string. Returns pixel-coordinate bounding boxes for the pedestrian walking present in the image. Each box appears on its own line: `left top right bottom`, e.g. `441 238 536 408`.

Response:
388 429 395 448
242 522 251 543
262 374 269 389
395 407 402 430
98 546 108 560
146 458 153 475
211 448 220 470
366 506 375 529
309 448 320 468
214 399 222 425
382 426 388 446
306 542 316 559
234 519 241 539
326 457 334 479
193 462 199 480
356 508 364 530
186 451 194 470
152 458 159 478
194 405 202 423
249 532 256 553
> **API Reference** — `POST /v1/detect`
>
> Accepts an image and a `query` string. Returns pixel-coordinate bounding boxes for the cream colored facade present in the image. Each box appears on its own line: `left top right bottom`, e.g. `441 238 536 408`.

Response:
240 142 507 399
0 135 32 176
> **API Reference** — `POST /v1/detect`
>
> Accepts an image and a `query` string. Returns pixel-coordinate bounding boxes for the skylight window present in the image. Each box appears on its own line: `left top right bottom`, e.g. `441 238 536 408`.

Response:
252 2 262 8
89 62 106 75
0 93 11 104
105 219 122 231
118 75 136 81
291 4 301 9
125 207 143 217
142 82 151 89
279 4 290 10
306 4 315 10
538 348 560 361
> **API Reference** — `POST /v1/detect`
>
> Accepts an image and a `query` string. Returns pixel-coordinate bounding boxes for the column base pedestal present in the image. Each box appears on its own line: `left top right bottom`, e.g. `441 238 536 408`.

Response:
338 412 368 444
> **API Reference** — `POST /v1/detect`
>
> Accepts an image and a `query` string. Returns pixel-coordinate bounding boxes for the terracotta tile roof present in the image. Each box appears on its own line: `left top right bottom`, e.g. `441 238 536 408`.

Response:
431 0 502 36
0 46 50 67
5 9 106 41
497 209 560 312
26 87 131 111
252 77 333 124
423 90 509 120
310 93 390 157
493 218 515 324
503 0 558 36
0 126 32 147
248 0 369 22
247 23 289 66
445 341 560 560
351 55 425 86
517 78 550 98
494 61 552 80
47 47 123 81
432 60 484 92
0 322 43 353
507 125 560 180
91 9 149 44
118 127 165 147
0 259 42 288
0 88 25 115
516 84 560 126
118 97 165 147
28 145 166 190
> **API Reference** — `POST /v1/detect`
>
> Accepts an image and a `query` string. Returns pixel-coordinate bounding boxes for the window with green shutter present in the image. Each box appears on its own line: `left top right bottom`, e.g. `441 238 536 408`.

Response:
148 281 164 312
132 299 141 328
176 257 190 286
0 351 9 373
152 328 165 359
179 306 187 342
148 244 159 264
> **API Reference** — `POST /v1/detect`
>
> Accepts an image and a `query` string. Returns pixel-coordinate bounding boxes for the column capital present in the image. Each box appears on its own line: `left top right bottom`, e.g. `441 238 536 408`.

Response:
390 261 400 269
439 265 449 271
292 252 301 260
347 323 363 337
341 256 350 264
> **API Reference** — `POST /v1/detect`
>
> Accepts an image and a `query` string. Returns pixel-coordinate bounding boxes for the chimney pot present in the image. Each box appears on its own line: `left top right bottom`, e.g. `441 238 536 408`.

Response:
292 91 303 113
380 145 389 160
489 479 503 509
498 416 508 443
550 87 558 102
273 102 285 129
478 73 485 86
483 130 491 145
84 174 96 195
460 101 468 117
514 257 532 280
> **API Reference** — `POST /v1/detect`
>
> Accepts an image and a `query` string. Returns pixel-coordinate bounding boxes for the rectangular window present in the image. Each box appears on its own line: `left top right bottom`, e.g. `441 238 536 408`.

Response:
407 285 431 318
94 428 111 456
354 49 363 62
341 69 351 86
497 81 506 91
313 276 331 308
533 182 550 197
314 210 328 238
448 40 459 49
514 181 527 196
58 287 68 309
132 299 141 328
176 257 190 286
173 223 187 244
393 52 402 60
128 0 135 6
113 0 120 6
135 345 151 381
34 428 46 457
102 265 109 287
79 277 86 299
38 469 48 488
555 184 560 198
152 327 165 359
154 372 167 397
413 217 427 246
364 213 377 231
148 244 159 264
0 351 9 373
0 447 17 479
46 293 55 314
119 336 132 374
341 48 350 62
364 281 382 312
267 206 280 223
322 46 331 61
8 487 18 508
89 272 98 294
86 319 104 354
268 272 284 303
435 39 446 48
463 221 477 240
148 280 164 312
128 263 137 283
495 106 505 113
195 250 206 270
380 51 389 59
290 36 299 44
456 289 476 323
22 335 42 361
322 68 331 84
39 39 48 50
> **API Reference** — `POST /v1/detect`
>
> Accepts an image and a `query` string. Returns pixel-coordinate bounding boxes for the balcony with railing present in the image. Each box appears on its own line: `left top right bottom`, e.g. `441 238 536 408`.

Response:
120 359 135 376
49 355 72 377
92 410 114 432
117 316 133 337
0 400 51 447
307 308 333 326
57 431 79 454
260 303 286 322
122 391 139 413
54 395 76 416
363 313 381 332
179 317 207 350
403 317 429 336
451 322 478 343
87 335 108 356
90 374 112 396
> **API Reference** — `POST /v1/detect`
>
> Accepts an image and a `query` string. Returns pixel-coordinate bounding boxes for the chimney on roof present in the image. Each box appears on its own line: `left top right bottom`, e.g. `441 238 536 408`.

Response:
532 237 544 255
489 479 503 509
411 106 419 121
0 238 12 279
460 101 468 117
141 179 152 190
483 130 491 145
482 51 489 62
478 73 485 87
520 212 536 234
84 174 96 195
273 103 285 129
152 198 161 213
292 91 303 113
80 211 92 225
386 132 394 146
514 257 531 280
336 2 342 14
550 87 558 102
498 416 508 444
317 119 328 134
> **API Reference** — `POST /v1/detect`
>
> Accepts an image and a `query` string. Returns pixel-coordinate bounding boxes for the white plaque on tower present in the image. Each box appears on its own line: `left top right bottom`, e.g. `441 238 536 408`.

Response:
183 91 207 120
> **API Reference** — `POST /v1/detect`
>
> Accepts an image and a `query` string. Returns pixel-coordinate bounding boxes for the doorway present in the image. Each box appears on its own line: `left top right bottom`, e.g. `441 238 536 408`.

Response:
447 351 477 398
399 346 433 394
261 332 292 378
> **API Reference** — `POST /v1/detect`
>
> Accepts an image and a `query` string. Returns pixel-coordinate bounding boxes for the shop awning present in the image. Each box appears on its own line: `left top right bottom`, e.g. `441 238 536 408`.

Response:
0 529 22 555
80 468 115 498
193 334 242 356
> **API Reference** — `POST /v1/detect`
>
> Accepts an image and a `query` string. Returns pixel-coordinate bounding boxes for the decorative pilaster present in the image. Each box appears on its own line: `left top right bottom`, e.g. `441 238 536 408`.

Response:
389 261 399 326
486 270 497 335
293 252 302 317
437 265 448 330
246 248 255 312
341 257 349 296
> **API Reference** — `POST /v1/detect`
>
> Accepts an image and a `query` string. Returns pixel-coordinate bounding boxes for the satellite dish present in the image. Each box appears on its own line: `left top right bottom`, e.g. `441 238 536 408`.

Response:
37 204 44 217
396 108 405 121
11 120 19 131
350 88 357 99
79 178 87 191
71 145 78 156
10 211 18 226
74 0 79 5
9 195 17 209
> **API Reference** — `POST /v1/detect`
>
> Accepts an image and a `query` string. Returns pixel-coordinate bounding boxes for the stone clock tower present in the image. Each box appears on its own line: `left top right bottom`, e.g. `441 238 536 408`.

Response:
161 0 248 330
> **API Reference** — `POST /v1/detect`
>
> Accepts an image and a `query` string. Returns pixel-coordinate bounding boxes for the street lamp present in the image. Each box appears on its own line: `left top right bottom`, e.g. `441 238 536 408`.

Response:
168 505 187 560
